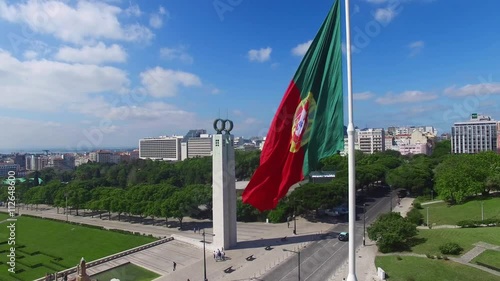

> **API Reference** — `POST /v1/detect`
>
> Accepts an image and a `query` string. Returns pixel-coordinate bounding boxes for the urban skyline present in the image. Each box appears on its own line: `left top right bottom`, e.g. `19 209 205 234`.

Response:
1 0 500 151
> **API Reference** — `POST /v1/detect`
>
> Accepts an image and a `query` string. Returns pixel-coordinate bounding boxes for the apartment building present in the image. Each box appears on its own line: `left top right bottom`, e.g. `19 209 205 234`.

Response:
139 137 181 161
451 113 498 154
357 128 385 154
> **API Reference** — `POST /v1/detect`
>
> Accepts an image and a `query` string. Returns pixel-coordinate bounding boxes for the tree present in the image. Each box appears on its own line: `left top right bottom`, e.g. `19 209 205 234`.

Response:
434 154 485 204
367 212 418 253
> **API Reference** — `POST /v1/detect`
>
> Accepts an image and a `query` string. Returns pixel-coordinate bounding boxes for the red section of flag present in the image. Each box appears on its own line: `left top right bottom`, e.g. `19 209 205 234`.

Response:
242 81 305 211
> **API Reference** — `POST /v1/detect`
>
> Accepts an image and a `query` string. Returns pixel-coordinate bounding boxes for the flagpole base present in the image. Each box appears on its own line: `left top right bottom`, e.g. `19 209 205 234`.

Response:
346 273 358 281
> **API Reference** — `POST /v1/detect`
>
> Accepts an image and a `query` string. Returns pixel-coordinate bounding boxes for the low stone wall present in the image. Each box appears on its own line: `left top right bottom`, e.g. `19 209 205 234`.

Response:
34 237 174 281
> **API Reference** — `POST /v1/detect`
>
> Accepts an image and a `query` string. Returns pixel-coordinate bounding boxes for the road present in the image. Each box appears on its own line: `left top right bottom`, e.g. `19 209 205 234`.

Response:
262 190 395 281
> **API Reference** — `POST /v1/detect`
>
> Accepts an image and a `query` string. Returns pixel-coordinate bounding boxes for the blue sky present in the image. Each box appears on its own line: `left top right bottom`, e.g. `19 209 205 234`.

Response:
0 0 500 151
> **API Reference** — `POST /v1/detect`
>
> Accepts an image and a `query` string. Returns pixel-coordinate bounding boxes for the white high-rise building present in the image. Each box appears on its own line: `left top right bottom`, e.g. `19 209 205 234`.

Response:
357 128 385 154
187 134 212 158
451 113 497 154
139 137 182 161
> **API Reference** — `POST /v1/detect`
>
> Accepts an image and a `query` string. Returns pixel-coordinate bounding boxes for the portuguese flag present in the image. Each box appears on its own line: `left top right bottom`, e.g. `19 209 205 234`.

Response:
242 0 344 211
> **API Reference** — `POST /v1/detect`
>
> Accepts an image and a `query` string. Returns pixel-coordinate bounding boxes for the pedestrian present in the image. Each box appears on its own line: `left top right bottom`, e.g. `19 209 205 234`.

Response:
287 216 290 228
173 261 176 271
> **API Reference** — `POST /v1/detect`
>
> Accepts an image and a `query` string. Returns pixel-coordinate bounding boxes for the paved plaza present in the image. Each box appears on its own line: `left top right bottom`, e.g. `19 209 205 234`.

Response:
18 205 339 281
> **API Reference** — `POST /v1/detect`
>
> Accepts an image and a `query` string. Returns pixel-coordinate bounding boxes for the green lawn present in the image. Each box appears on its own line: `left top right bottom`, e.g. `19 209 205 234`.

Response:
0 214 156 281
472 250 500 269
91 262 160 281
0 211 10 221
420 197 500 225
375 255 500 281
410 228 500 256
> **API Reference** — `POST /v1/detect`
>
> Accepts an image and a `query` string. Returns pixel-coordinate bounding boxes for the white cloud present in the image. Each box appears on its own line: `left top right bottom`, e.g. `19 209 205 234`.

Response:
248 47 272 62
159 6 167 15
139 67 202 98
149 14 163 29
160 46 193 64
211 88 221 94
408 40 424 56
354 92 375 100
124 3 141 17
79 100 196 122
149 6 168 29
0 49 129 111
232 110 243 116
374 7 397 24
23 50 38 59
0 117 81 150
375 90 437 104
444 83 500 97
244 118 260 125
0 0 153 44
291 40 312 56
54 42 127 64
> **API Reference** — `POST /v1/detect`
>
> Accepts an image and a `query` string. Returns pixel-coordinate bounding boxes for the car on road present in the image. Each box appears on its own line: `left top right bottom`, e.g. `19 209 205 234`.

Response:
338 232 348 241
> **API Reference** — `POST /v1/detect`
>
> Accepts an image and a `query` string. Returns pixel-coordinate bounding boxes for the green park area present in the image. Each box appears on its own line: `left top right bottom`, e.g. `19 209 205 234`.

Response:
472 250 500 269
372 196 500 280
419 197 500 226
411 227 500 256
91 262 160 281
376 255 500 281
0 212 156 281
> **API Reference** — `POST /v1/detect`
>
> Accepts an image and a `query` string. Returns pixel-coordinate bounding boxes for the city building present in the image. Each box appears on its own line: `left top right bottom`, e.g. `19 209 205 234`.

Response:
0 163 19 177
139 137 182 161
357 128 385 154
187 134 212 158
398 143 429 155
96 150 112 163
14 154 26 170
451 113 498 154
182 129 207 142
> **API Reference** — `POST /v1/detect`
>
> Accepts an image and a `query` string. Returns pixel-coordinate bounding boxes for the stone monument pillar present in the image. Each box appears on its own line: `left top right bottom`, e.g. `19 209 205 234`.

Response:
76 257 91 281
212 118 237 250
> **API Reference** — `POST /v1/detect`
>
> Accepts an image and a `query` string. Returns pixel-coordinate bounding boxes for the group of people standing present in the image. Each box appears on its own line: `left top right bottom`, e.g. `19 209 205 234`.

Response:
213 248 225 261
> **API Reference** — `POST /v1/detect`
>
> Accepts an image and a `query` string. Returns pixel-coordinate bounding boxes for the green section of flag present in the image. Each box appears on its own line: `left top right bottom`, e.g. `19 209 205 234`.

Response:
292 0 344 176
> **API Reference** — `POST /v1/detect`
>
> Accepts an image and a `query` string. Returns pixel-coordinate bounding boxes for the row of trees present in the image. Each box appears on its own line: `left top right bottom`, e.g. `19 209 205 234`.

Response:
2 140 499 225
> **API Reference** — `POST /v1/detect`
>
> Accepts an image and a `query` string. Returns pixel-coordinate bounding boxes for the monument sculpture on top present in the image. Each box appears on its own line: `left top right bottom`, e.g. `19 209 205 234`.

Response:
212 118 237 250
76 257 91 281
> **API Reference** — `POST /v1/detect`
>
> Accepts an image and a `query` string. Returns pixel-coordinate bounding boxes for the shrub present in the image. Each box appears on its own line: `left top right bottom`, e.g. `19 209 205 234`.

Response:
439 242 463 255
406 208 424 225
443 256 449 260
396 255 402 260
413 202 422 209
425 253 432 259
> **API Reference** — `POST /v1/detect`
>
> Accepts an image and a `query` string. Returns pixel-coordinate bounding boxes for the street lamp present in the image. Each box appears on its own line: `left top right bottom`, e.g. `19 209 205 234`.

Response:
201 229 214 281
363 203 366 246
481 202 484 221
283 248 301 281
293 200 303 235
426 207 429 226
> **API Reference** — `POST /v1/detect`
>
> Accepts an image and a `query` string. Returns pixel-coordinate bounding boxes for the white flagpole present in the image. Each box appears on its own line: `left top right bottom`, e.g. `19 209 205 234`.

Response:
344 0 358 280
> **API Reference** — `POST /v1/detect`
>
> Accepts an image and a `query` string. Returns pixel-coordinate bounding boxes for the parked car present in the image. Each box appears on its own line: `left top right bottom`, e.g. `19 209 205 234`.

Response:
338 232 349 241
325 207 348 217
